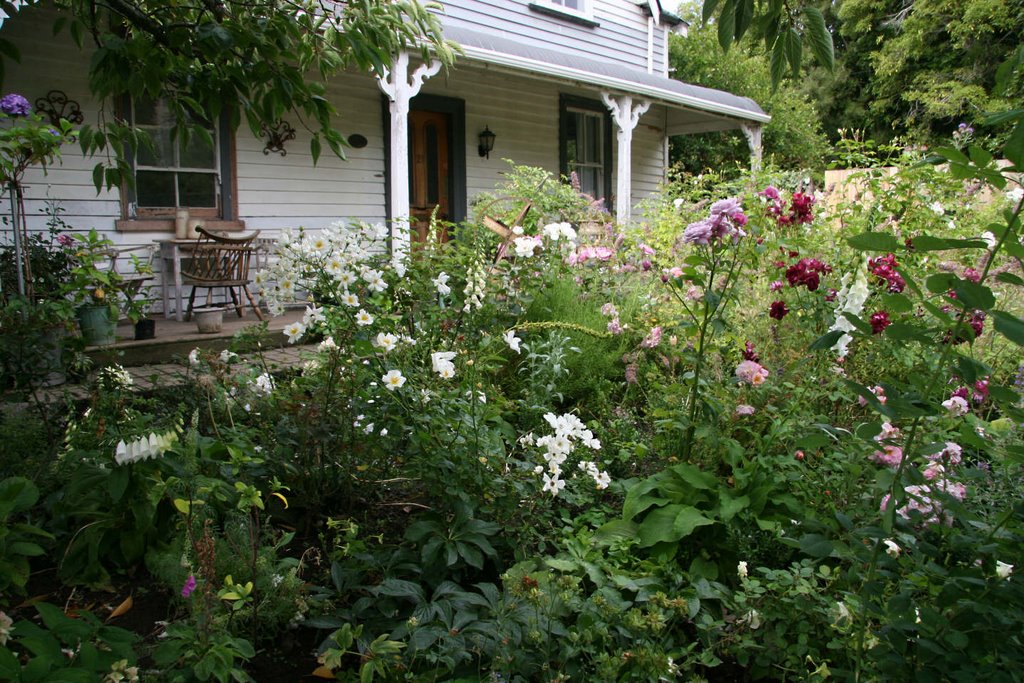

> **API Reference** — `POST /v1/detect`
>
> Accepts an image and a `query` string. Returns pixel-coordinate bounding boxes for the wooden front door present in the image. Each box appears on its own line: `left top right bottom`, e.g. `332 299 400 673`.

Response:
408 109 451 243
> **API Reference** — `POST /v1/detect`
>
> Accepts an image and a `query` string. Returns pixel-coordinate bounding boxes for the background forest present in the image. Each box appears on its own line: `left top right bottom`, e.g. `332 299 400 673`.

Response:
670 0 1024 174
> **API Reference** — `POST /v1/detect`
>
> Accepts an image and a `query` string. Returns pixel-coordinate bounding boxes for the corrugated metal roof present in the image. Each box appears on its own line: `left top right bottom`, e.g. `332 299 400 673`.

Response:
443 23 769 125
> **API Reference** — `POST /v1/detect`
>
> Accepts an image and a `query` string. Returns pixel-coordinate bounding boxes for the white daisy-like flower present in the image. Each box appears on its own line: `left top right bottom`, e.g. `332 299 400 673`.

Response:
503 329 522 354
363 269 388 293
541 472 565 496
303 304 325 326
593 470 611 489
284 321 306 344
438 367 455 379
355 309 374 326
883 539 901 558
219 349 239 363
373 332 399 352
382 369 406 391
337 271 357 288
319 336 338 352
737 561 749 578
188 348 201 366
253 372 275 396
431 351 456 376
341 292 360 307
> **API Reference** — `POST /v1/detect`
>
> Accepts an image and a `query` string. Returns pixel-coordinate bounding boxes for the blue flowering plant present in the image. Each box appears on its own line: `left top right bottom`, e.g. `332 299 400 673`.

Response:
0 92 76 187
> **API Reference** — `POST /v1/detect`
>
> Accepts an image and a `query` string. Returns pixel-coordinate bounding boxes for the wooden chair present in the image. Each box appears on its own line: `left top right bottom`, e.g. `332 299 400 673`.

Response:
182 227 264 321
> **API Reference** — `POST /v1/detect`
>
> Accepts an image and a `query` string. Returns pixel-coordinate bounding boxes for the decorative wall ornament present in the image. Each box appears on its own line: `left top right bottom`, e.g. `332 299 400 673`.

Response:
34 90 84 127
260 119 296 156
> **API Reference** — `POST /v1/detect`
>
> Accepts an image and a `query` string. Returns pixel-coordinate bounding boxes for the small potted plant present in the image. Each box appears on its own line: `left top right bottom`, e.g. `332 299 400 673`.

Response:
125 295 155 340
63 229 123 346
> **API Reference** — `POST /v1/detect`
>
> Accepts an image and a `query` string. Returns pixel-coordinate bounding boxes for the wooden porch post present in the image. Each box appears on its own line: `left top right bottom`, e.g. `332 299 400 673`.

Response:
376 51 441 265
741 123 763 172
601 92 650 224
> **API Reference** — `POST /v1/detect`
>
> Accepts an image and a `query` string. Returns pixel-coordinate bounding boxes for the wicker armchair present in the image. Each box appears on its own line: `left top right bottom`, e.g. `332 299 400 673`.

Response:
182 227 264 321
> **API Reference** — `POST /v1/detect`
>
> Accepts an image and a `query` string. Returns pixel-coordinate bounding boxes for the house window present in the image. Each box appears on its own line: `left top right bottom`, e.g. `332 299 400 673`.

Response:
559 95 611 205
129 97 231 219
528 0 597 26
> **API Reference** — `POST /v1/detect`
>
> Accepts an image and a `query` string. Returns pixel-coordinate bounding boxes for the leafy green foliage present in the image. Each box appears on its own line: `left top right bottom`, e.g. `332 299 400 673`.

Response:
0 477 52 598
669 14 829 173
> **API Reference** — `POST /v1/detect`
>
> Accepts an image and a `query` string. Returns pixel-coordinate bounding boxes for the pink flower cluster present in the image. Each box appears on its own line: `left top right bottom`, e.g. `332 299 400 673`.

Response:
760 186 815 226
640 326 663 348
785 257 832 291
881 482 964 526
681 198 748 246
735 360 769 386
872 423 968 526
566 245 614 265
868 253 906 293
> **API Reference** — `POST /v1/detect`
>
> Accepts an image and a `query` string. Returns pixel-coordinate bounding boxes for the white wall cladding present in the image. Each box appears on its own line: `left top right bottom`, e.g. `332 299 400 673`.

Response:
2 8 125 242
438 0 666 75
235 71 387 231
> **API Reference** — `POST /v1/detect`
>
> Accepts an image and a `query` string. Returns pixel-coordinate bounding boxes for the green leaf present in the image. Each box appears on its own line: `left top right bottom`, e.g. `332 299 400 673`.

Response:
734 0 754 41
926 273 959 294
769 38 786 89
808 329 845 351
847 232 902 251
595 518 639 544
1005 120 1024 168
884 322 930 342
802 6 834 72
669 463 719 490
784 29 802 79
717 0 736 51
992 310 1024 346
544 558 578 572
911 235 988 251
799 533 834 558
953 281 995 311
638 504 714 547
996 272 1024 286
702 0 721 24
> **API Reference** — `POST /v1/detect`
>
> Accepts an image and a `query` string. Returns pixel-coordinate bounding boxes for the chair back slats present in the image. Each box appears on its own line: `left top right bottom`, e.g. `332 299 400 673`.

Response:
181 227 264 321
182 228 260 285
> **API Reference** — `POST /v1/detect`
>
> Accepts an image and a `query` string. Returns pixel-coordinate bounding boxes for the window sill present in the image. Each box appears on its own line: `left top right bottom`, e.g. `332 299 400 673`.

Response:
528 3 599 27
116 219 247 233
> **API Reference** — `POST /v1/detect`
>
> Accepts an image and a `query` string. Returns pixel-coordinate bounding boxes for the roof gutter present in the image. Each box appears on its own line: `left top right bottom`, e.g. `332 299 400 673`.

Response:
456 43 771 125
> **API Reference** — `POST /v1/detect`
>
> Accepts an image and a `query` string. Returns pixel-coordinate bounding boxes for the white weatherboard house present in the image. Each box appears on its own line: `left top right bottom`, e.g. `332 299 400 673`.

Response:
1 0 768 314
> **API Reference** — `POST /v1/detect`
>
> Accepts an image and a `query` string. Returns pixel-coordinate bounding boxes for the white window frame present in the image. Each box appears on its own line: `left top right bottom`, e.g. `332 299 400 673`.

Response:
540 0 594 22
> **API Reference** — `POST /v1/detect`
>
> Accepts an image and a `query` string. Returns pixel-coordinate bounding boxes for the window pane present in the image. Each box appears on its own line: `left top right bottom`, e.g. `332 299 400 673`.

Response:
179 132 216 169
579 113 601 164
137 125 175 167
178 172 218 207
136 170 176 207
574 166 601 199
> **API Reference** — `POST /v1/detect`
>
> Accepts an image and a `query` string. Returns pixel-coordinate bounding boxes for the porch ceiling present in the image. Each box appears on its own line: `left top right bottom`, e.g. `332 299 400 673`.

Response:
441 23 770 135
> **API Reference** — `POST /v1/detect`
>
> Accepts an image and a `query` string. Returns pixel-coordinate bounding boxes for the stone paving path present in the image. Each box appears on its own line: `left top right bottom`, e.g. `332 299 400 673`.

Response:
23 344 310 404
